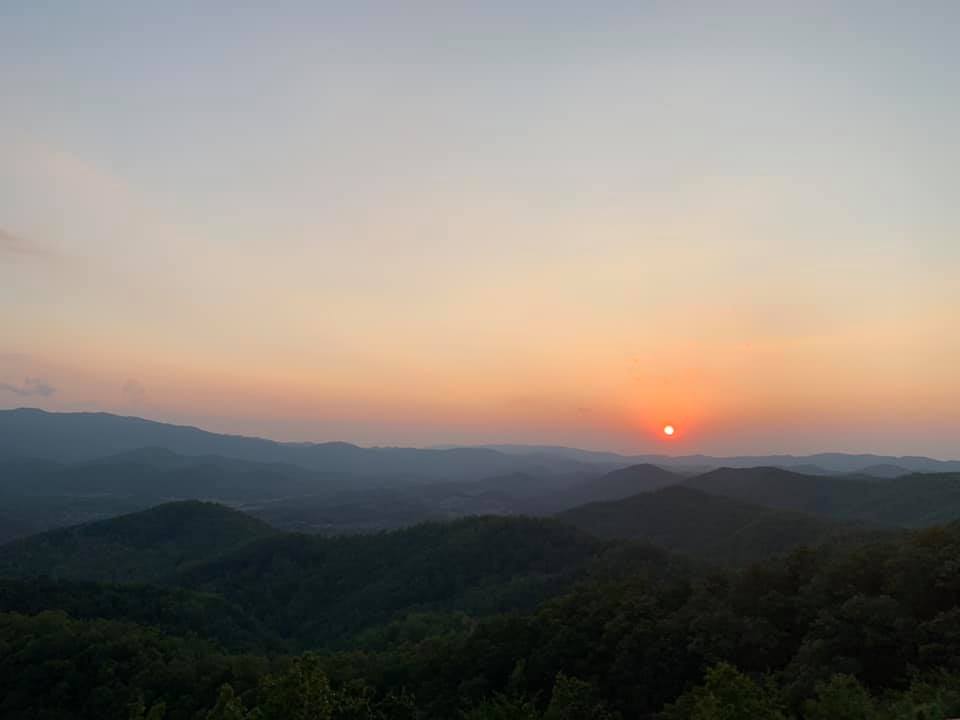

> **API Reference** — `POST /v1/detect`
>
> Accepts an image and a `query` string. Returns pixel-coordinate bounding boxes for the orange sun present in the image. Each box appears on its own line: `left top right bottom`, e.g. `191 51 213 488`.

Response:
663 424 675 437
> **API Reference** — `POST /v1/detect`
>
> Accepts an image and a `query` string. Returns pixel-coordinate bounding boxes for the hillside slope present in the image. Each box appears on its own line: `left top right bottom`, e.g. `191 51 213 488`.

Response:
557 485 855 565
685 467 960 527
176 515 604 645
543 463 681 511
0 501 275 582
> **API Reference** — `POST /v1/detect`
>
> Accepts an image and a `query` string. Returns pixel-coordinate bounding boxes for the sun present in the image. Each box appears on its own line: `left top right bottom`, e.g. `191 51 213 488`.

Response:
663 424 675 437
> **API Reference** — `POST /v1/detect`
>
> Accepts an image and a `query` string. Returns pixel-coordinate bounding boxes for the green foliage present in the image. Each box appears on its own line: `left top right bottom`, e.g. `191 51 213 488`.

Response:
0 576 282 651
205 685 252 720
176 516 603 646
255 654 340 720
558 485 846 566
880 673 960 720
8 497 960 718
0 611 271 720
461 694 540 720
804 675 875 720
207 655 417 720
685 467 960 528
543 673 618 720
129 696 168 720
660 663 785 720
0 501 275 583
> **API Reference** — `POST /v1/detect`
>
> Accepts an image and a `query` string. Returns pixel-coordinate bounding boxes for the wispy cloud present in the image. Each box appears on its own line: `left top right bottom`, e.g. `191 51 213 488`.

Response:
0 377 56 397
0 227 46 258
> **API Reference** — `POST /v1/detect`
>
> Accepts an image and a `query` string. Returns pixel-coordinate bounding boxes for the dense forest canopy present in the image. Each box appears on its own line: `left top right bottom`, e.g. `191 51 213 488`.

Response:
3 497 960 717
2 413 960 717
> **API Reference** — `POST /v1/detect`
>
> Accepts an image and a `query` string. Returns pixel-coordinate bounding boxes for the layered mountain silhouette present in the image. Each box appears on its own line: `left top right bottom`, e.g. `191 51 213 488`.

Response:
5 408 958 476
0 408 606 479
684 466 960 527
557 485 861 566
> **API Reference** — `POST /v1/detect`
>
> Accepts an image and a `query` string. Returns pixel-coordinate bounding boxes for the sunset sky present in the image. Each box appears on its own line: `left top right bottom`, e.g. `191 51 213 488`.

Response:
1 2 958 456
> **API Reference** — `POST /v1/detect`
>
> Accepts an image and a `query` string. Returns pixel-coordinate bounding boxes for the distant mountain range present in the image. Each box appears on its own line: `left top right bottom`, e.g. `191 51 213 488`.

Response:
2 407 960 547
0 408 615 479
4 408 957 476
471 443 960 474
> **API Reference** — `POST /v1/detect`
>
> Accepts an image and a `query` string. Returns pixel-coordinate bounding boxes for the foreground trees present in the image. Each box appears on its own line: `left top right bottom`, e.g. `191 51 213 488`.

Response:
4 520 960 718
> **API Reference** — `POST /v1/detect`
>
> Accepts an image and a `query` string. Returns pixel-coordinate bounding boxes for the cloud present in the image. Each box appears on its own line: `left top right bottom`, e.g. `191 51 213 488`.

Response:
0 377 56 397
0 227 46 258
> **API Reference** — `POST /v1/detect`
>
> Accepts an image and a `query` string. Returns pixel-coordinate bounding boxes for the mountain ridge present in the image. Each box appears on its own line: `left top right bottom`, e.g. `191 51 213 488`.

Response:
5 408 958 474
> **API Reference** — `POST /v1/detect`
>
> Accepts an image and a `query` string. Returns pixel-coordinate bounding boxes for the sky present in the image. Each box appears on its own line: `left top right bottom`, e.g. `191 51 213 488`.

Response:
1 2 958 457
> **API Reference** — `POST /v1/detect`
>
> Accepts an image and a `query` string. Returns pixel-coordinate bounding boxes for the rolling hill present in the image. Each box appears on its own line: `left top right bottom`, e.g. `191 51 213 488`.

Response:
683 466 871 517
175 515 605 645
0 501 276 582
0 500 684 650
684 466 960 527
548 463 681 509
557 485 857 565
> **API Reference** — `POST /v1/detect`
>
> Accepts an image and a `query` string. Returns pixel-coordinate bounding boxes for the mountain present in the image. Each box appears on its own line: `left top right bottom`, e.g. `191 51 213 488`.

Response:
243 466 680 533
557 485 852 565
0 408 605 479
0 512 38 546
0 448 378 500
0 500 686 651
246 481 525 534
684 467 960 528
9 408 959 481
683 466 871 517
539 463 682 512
855 463 911 479
0 446 601 537
0 501 275 582
467 443 960 474
175 515 605 646
850 473 960 527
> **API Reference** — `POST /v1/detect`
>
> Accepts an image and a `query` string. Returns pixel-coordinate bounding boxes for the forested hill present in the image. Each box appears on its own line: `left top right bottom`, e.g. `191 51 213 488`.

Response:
0 501 275 583
174 515 608 646
685 466 960 526
4 515 960 717
557 485 859 565
543 463 681 510
0 576 282 652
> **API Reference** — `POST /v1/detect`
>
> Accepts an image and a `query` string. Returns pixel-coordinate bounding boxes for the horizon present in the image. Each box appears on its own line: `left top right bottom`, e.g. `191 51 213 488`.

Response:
2 4 958 457
3 405 958 463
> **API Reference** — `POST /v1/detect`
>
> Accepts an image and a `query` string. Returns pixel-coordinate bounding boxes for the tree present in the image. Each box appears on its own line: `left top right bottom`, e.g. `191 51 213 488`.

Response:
129 696 166 720
256 655 338 720
544 673 618 720
804 675 876 720
461 693 540 720
660 663 785 720
206 685 251 720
